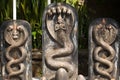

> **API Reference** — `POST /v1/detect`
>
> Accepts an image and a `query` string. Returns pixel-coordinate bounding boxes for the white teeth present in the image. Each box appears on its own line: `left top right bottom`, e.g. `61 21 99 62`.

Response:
57 7 61 13
47 9 52 15
51 7 56 14
67 9 71 14
47 6 72 16
62 7 67 13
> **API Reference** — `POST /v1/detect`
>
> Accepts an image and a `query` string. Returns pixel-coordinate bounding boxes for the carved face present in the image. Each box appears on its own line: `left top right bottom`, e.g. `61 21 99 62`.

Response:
94 24 117 44
6 24 23 41
54 15 66 31
4 22 28 45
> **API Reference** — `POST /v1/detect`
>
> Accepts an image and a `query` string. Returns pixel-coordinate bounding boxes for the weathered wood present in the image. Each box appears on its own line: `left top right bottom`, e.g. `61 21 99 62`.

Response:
42 3 79 80
89 18 119 80
0 20 32 80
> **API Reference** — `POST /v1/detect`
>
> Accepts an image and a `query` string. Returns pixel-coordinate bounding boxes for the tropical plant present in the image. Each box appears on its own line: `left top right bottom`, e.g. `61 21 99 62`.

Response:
78 1 90 49
0 0 12 24
0 0 48 50
17 0 48 50
66 0 90 49
0 0 90 50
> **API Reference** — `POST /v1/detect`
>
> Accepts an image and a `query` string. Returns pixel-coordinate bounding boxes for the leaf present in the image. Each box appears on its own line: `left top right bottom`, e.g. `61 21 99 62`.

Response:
32 31 37 40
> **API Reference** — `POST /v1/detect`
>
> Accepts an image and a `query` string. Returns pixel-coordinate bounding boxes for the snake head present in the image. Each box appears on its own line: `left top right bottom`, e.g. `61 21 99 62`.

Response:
94 20 117 45
46 3 75 46
7 24 20 41
7 24 25 42
54 14 66 31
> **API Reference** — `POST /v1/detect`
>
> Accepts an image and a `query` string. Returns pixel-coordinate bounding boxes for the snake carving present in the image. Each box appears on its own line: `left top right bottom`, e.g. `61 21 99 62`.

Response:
4 21 28 79
43 3 77 80
92 19 118 79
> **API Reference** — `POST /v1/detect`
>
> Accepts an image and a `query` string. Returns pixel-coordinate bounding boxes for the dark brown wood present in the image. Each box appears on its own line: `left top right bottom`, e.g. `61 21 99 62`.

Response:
42 3 81 80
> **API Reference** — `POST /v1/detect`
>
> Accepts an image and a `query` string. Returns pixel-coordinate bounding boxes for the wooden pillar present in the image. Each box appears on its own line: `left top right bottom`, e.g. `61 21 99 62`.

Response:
42 3 79 80
0 20 32 80
89 18 119 80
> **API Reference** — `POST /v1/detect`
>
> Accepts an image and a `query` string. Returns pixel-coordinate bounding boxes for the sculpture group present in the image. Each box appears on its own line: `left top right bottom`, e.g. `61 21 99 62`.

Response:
0 2 119 80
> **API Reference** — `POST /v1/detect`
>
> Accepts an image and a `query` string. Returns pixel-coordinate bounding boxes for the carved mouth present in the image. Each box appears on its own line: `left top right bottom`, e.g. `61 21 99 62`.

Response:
13 36 19 40
12 32 19 40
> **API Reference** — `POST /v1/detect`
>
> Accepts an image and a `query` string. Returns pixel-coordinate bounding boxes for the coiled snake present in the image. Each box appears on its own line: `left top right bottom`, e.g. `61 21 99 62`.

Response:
4 22 28 79
45 6 75 79
93 23 117 79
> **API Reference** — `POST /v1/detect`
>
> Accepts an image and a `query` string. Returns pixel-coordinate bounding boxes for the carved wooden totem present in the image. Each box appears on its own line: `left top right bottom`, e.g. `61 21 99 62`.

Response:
42 3 78 80
89 18 119 80
0 20 32 80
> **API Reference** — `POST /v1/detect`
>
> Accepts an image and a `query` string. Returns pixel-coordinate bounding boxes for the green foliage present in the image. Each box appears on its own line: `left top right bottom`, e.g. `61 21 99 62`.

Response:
66 0 78 7
16 0 46 49
0 0 90 49
78 4 90 49
66 0 90 49
0 0 12 24
0 0 48 50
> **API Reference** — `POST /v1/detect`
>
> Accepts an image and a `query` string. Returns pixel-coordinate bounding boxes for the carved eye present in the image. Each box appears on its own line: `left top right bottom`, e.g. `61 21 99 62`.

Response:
17 25 23 31
55 24 59 31
7 25 13 31
61 24 66 30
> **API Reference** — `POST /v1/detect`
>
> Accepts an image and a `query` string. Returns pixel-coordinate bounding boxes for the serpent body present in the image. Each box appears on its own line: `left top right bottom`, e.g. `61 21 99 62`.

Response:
45 14 74 79
45 33 74 78
93 24 116 79
4 23 28 79
94 40 115 79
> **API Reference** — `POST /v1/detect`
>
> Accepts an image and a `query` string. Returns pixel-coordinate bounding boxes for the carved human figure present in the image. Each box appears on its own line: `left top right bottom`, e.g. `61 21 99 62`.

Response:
89 18 119 80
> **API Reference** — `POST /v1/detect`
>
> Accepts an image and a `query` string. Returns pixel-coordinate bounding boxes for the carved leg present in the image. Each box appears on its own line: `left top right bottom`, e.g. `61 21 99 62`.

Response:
41 76 47 80
77 75 86 80
55 68 69 80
